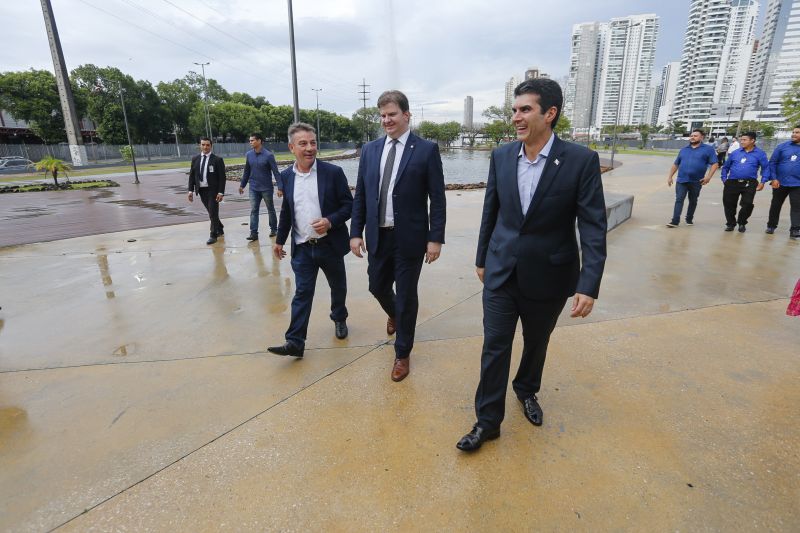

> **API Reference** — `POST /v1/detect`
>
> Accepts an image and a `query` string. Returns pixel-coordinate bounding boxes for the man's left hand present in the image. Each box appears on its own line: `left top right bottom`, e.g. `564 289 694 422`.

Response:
311 217 331 233
701 178 711 186
425 242 442 264
570 293 595 318
756 182 765 191
215 193 223 202
273 244 286 260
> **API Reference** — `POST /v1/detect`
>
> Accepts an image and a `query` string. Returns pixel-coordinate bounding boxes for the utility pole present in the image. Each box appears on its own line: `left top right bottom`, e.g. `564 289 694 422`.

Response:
358 78 370 143
287 0 300 122
39 0 87 166
311 88 322 143
117 83 140 184
193 62 212 139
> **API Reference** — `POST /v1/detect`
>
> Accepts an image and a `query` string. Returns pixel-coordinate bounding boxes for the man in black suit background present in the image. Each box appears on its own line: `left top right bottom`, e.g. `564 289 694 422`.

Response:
268 123 353 358
187 137 227 245
350 90 446 382
457 78 607 452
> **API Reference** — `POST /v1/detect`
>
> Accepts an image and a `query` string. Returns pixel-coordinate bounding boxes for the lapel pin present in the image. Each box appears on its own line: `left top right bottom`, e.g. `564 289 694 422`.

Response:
554 158 560 166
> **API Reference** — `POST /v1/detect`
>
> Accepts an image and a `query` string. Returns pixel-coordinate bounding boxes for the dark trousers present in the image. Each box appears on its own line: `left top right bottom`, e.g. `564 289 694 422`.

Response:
367 228 424 359
474 274 566 431
198 187 224 236
722 179 758 227
286 240 348 348
671 181 702 225
717 152 727 166
767 186 800 231
249 189 277 234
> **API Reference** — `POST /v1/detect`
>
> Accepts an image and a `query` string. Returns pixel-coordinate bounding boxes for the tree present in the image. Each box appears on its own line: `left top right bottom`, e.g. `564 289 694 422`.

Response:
157 78 199 142
189 101 260 142
727 120 776 138
184 71 230 103
638 124 651 148
482 105 512 123
484 120 511 145
351 107 381 143
462 125 479 147
438 121 461 147
0 69 80 143
782 78 800 127
666 120 686 136
33 156 71 186
554 114 571 138
416 121 440 142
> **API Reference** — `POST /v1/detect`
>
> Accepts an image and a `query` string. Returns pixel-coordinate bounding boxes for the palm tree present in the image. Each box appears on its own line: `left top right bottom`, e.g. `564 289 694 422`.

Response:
33 156 71 187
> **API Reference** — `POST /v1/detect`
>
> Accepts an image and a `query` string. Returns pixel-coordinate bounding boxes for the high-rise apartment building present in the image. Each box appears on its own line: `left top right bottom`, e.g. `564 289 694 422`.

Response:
564 22 607 129
656 61 681 125
594 14 659 127
715 0 759 106
463 96 474 129
504 76 519 111
747 0 800 121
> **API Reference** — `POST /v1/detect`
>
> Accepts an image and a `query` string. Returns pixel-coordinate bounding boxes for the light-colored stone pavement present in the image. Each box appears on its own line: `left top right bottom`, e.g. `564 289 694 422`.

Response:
1 154 798 531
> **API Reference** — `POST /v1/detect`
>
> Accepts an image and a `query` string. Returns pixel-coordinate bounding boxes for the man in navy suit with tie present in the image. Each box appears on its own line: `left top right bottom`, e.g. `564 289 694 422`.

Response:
187 137 226 245
268 123 353 358
350 90 446 382
457 78 607 451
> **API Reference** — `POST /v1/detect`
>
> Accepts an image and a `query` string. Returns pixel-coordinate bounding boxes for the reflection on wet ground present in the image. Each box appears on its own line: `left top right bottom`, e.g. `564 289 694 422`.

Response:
107 199 193 216
3 206 52 220
88 189 115 201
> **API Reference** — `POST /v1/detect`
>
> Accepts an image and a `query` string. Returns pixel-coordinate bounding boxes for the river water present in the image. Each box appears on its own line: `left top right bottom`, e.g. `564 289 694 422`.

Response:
332 149 492 186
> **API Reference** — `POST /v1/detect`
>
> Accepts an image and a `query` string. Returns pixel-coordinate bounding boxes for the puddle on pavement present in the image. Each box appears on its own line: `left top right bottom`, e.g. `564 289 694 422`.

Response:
3 206 52 220
106 199 192 216
0 406 28 439
96 253 115 299
89 189 115 200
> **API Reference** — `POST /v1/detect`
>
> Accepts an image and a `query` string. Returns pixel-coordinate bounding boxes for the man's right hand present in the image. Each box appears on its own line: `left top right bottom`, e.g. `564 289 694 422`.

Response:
476 267 485 283
350 237 365 258
238 186 244 195
187 192 193 202
273 244 286 260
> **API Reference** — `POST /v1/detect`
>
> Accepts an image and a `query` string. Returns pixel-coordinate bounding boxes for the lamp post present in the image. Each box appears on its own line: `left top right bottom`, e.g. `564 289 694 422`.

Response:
287 0 300 122
95 81 139 184
311 88 322 143
193 61 212 139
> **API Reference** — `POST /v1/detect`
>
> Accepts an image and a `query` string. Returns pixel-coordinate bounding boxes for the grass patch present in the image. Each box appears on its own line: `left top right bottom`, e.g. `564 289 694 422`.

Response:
1 179 118 193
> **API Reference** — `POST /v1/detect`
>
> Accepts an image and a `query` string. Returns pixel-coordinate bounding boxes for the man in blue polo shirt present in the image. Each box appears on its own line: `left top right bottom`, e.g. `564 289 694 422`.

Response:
239 132 284 241
765 125 800 240
720 131 771 232
666 129 718 227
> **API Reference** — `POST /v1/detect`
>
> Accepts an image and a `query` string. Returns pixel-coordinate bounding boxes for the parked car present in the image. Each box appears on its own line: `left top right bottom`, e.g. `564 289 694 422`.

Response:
0 158 33 172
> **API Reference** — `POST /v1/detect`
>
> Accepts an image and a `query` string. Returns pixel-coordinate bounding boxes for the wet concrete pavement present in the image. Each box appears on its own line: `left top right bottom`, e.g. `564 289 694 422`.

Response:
0 153 798 531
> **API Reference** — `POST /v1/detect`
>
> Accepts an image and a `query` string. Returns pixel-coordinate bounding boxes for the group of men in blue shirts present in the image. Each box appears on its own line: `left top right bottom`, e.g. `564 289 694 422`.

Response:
667 126 800 239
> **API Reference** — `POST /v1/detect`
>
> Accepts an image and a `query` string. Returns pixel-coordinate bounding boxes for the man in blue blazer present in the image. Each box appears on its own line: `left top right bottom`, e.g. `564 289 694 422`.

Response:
268 123 353 358
350 90 446 382
457 78 607 452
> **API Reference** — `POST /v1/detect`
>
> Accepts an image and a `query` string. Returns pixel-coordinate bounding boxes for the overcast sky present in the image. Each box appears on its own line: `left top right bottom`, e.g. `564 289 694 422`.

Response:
1 0 767 123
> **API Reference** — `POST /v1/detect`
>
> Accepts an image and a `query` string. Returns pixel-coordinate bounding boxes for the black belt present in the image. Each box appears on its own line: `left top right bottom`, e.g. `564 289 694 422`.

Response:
304 237 325 245
379 226 395 231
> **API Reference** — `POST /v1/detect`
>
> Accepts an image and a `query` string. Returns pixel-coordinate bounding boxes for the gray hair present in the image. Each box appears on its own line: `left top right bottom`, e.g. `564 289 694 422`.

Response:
287 122 316 142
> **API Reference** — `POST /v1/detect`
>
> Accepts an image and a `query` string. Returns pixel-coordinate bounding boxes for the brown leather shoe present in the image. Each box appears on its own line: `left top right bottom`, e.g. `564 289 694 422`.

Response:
391 357 409 382
386 316 396 335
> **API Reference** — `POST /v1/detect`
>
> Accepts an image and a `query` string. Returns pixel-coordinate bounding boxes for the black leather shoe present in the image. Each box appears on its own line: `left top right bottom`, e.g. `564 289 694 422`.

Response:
206 236 217 245
520 395 543 426
334 321 348 339
456 425 500 452
724 225 735 232
267 342 304 358
765 227 776 234
738 224 746 233
246 233 259 241
269 231 277 237
216 231 224 237
791 230 800 240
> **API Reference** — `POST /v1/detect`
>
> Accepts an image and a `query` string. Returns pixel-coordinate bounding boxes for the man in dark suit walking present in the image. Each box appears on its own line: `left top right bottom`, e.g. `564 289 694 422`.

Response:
187 137 226 245
457 78 607 452
268 123 353 358
350 90 446 382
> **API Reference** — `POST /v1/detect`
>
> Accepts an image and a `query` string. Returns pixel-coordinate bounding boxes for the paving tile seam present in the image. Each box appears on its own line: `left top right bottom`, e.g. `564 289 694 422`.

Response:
0 342 390 375
48 341 389 533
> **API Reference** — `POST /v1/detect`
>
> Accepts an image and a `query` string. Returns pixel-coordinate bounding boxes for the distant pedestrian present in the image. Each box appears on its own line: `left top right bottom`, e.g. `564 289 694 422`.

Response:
764 125 800 240
720 131 771 232
187 137 226 245
239 133 283 241
666 129 718 228
727 138 740 154
716 136 730 166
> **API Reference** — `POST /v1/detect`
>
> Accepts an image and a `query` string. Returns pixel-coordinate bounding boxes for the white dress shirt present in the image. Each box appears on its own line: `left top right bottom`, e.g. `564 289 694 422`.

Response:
291 160 325 244
379 128 411 227
198 152 212 188
518 133 555 216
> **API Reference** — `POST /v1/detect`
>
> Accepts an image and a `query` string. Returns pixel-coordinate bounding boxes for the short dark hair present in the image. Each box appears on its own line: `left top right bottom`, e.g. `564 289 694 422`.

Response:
794 124 800 130
742 131 757 140
513 78 563 129
377 90 410 113
692 128 705 137
287 122 316 142
249 132 264 142
199 137 212 144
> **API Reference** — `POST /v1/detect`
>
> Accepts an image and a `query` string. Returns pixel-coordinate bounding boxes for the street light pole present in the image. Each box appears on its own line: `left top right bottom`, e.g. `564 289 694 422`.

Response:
287 0 300 122
311 88 322 143
116 83 139 184
193 61 212 139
